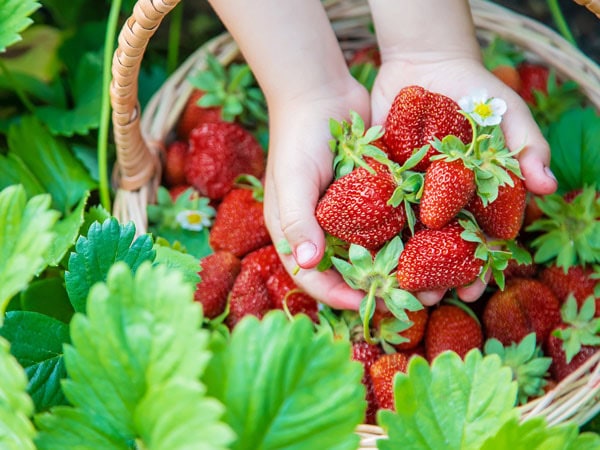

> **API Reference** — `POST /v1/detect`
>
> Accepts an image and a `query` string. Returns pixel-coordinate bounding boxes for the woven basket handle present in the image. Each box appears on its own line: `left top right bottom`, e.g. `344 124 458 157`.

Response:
574 0 600 18
110 0 181 192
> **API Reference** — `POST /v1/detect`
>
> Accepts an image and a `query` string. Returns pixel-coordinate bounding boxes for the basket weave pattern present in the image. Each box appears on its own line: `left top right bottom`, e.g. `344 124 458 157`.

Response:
110 0 600 447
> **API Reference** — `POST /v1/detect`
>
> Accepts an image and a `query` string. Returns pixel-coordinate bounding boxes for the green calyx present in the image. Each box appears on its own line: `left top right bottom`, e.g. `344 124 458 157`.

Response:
189 53 268 126
331 236 423 344
553 295 600 363
484 333 552 405
329 110 387 179
233 174 264 202
526 185 600 270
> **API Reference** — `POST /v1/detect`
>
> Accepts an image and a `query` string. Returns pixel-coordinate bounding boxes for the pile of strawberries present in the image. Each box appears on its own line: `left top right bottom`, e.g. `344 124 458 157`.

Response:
157 48 600 426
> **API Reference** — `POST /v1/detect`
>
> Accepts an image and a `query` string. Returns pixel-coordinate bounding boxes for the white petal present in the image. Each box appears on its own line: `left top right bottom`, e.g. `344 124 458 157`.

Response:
489 98 507 116
458 96 474 111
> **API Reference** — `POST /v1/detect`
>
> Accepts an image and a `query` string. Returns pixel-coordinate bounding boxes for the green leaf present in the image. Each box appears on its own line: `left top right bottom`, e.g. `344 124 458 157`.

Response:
17 277 74 324
65 218 155 313
0 185 60 323
203 311 365 450
36 262 233 449
0 0 41 51
35 51 103 136
480 416 600 450
378 351 518 450
7 116 97 214
153 244 201 286
0 311 70 412
547 108 600 193
0 336 36 450
0 153 45 198
46 191 89 267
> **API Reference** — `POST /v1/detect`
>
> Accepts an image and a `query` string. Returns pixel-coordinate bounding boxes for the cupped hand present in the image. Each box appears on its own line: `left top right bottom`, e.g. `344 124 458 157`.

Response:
370 54 558 305
263 76 372 310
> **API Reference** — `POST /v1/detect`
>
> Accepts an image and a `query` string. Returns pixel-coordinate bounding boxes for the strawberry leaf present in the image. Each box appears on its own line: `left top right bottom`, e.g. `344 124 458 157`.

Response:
0 153 45 198
153 244 201 287
35 262 233 450
16 277 74 323
0 336 36 450
65 218 155 313
0 0 41 51
378 350 518 449
203 311 365 450
0 185 60 324
0 311 69 412
480 416 600 449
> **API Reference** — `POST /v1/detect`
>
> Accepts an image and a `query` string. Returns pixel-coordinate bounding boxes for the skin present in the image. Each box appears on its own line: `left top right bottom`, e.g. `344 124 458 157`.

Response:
207 0 557 310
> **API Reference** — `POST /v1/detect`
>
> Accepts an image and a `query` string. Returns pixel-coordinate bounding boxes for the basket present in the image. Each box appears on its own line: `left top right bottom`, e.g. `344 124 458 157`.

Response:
110 0 600 447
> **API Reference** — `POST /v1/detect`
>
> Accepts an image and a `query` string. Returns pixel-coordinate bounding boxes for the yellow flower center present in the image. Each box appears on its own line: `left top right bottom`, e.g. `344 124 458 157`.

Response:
186 212 203 224
474 102 493 118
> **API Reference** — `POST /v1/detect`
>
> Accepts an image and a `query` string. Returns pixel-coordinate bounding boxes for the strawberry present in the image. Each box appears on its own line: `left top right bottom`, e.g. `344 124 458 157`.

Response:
482 278 561 346
419 159 476 229
424 302 483 362
195 251 241 319
226 267 272 329
163 141 189 187
352 341 384 424
396 220 483 292
372 308 429 352
241 244 282 280
517 62 549 105
348 45 381 67
545 331 597 382
467 171 527 240
492 65 522 92
176 90 223 140
168 184 194 202
316 158 407 250
369 352 411 411
539 265 599 314
185 122 265 200
265 266 319 322
382 85 471 171
209 178 271 258
482 37 525 92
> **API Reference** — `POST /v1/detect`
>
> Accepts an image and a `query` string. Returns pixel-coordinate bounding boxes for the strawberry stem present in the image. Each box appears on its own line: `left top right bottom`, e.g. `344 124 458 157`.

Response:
362 282 379 345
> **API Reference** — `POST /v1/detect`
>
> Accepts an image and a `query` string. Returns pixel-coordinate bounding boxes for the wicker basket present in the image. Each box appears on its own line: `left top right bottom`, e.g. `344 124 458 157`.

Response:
110 0 600 447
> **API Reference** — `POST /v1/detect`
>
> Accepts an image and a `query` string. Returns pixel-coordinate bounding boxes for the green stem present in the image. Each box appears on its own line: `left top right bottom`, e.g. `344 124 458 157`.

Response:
546 0 577 47
167 3 183 74
0 59 36 113
97 0 123 212
362 283 379 345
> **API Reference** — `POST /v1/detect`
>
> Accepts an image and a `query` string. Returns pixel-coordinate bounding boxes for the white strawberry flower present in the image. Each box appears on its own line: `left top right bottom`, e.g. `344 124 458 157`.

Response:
459 90 507 126
176 209 212 231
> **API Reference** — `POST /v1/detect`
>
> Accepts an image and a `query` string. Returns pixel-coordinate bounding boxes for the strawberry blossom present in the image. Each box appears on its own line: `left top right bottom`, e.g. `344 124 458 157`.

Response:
459 91 507 126
176 209 212 231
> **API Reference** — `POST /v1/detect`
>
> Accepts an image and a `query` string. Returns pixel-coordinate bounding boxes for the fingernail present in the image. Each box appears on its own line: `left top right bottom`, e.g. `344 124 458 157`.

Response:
544 166 557 182
295 241 317 266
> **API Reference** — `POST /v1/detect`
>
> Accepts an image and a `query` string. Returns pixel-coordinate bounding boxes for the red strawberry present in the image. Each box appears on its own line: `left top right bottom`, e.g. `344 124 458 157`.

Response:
492 65 522 92
266 266 319 322
490 258 538 286
177 90 223 140
194 251 241 319
483 278 561 346
419 159 476 229
209 186 271 258
352 341 384 424
545 325 598 382
467 172 527 240
315 158 406 250
372 308 429 351
185 122 265 200
226 267 272 329
539 265 599 316
382 86 472 171
396 221 483 292
240 244 282 280
369 352 411 411
169 184 194 202
425 303 483 362
164 141 189 187
517 63 549 105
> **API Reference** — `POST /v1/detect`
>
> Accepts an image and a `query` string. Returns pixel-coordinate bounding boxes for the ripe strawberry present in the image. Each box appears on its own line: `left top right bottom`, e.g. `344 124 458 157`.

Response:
209 182 271 258
266 266 319 322
352 341 384 424
195 251 241 319
396 221 483 292
369 352 411 411
467 172 527 240
517 62 549 105
419 159 476 229
372 308 429 351
483 278 561 346
163 141 189 187
226 267 272 329
539 265 599 316
185 122 265 200
176 90 223 140
491 65 522 92
545 325 598 382
168 184 194 202
382 85 471 171
425 303 483 362
315 158 406 250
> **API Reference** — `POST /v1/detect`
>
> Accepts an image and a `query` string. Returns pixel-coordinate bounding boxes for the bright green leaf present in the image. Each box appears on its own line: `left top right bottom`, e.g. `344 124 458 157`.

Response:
153 244 201 286
46 191 89 267
65 218 155 313
378 351 518 450
0 0 41 52
0 311 69 412
0 153 45 198
0 185 60 323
